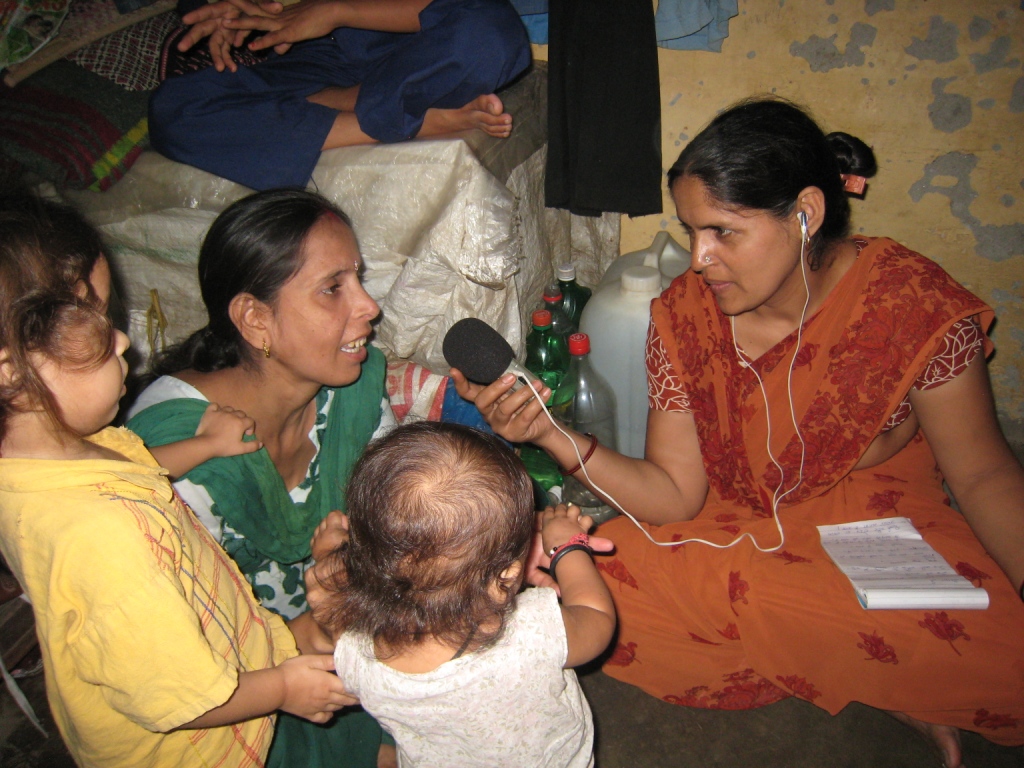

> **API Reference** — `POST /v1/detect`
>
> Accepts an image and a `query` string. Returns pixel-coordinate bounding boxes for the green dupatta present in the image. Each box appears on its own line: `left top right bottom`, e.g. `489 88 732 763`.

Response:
126 347 386 570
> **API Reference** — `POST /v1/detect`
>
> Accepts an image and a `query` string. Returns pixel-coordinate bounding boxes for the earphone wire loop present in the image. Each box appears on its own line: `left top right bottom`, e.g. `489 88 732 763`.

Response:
525 224 811 554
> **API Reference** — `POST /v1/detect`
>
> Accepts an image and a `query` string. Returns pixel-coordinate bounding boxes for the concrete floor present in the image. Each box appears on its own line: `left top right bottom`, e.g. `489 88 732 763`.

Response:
580 664 1023 768
4 445 1024 767
2 656 1022 767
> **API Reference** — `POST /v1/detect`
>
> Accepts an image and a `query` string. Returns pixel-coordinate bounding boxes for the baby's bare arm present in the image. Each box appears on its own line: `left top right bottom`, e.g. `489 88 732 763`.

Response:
540 505 616 668
149 403 261 479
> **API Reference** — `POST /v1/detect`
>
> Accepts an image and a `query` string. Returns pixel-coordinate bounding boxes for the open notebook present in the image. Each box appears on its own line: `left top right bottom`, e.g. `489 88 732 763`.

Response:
818 517 990 610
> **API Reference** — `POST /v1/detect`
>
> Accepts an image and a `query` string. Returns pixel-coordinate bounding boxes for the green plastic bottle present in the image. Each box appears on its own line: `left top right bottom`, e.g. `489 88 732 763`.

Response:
524 309 570 395
542 283 575 337
520 310 571 493
557 264 593 331
519 444 563 492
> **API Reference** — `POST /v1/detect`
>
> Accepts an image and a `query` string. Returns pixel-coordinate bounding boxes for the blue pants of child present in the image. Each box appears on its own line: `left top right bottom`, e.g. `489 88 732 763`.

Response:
149 0 531 190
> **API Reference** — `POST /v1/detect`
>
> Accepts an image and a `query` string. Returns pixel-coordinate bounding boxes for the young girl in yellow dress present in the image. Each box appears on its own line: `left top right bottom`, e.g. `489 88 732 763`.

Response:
0 197 351 767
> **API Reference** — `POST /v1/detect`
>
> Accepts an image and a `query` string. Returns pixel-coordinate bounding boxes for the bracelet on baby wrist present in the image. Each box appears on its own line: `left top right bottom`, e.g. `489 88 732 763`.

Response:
548 532 591 558
548 533 593 582
560 433 598 476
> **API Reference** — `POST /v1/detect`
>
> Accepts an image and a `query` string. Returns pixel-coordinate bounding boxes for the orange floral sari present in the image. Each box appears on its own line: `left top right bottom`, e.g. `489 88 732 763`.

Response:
597 238 1024 742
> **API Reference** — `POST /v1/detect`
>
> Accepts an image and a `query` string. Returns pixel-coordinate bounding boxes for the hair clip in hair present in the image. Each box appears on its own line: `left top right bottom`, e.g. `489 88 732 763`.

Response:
841 174 867 195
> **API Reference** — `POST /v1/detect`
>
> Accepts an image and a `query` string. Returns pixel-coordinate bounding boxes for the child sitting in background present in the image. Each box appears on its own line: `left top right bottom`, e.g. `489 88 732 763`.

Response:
312 421 616 767
0 199 351 767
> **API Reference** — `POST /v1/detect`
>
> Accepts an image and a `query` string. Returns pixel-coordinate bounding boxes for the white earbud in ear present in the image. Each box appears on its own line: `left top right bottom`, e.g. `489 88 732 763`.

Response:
798 211 809 244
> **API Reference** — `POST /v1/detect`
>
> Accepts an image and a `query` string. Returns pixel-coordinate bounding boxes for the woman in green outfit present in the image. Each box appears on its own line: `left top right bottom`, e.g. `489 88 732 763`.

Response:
127 189 397 767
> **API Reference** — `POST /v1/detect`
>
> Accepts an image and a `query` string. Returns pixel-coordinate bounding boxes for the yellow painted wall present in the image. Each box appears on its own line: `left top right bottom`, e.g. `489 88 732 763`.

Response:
532 0 1024 435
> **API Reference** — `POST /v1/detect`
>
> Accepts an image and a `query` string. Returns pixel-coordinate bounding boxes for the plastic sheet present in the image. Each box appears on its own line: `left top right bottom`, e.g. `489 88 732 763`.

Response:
65 138 619 374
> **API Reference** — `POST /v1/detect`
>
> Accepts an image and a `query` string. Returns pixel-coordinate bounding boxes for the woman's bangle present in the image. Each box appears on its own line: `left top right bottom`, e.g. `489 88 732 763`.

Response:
548 543 592 582
560 433 598 476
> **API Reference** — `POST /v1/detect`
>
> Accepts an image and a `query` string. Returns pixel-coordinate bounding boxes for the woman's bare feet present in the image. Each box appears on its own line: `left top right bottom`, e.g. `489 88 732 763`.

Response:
421 94 512 139
319 92 513 150
889 711 963 767
377 742 398 768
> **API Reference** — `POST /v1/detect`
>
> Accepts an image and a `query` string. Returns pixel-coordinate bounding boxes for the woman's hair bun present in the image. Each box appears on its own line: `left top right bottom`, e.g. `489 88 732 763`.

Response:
826 132 878 178
149 324 240 377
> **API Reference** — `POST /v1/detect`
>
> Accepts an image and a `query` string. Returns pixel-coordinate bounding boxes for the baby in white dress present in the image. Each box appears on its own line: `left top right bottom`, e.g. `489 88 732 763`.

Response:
310 422 616 767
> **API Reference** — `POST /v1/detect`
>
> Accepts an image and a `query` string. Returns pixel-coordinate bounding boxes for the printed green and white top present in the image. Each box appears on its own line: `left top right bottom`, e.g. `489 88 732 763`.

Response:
127 364 395 620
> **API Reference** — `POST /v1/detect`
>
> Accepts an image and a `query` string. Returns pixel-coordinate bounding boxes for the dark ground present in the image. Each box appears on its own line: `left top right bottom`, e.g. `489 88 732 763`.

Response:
2 652 1021 768
4 445 1024 768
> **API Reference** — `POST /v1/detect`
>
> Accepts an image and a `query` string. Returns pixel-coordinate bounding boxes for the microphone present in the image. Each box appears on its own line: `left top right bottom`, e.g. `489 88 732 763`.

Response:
442 318 537 392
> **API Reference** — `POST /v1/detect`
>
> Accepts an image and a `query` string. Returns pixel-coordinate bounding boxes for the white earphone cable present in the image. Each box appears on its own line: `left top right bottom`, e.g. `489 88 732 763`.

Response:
528 214 811 552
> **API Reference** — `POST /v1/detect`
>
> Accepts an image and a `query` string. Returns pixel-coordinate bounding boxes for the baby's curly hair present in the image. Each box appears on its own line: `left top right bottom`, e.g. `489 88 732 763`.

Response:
315 422 535 657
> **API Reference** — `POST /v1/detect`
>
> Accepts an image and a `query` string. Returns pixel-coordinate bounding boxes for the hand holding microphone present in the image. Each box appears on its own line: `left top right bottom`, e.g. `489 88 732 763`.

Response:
443 319 616 573
442 318 538 391
443 318 555 445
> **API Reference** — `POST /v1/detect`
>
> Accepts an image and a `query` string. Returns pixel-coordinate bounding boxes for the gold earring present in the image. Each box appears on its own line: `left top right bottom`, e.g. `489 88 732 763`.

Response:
262 340 271 358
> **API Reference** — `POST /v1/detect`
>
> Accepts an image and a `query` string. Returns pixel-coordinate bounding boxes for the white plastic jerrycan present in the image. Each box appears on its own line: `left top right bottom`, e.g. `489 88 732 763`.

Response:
597 230 690 292
579 265 663 459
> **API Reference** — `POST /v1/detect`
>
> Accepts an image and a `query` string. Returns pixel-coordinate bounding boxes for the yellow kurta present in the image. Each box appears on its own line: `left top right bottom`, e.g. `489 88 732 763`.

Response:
0 427 297 767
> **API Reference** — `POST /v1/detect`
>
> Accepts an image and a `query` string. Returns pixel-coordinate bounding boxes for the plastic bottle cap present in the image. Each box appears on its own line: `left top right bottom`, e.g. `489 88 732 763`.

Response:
557 264 577 281
540 286 565 303
568 333 590 355
620 265 662 294
532 309 552 327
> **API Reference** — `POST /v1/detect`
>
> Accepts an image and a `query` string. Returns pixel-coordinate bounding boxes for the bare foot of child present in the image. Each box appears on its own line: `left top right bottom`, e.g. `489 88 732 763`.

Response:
421 94 512 138
889 711 962 768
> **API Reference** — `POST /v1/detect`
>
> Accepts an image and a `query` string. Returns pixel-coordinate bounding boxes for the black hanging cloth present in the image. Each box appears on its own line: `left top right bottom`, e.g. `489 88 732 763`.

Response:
545 0 663 217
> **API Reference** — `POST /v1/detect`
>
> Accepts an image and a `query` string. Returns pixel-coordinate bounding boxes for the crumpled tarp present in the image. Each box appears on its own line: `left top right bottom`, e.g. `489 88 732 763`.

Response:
64 138 619 374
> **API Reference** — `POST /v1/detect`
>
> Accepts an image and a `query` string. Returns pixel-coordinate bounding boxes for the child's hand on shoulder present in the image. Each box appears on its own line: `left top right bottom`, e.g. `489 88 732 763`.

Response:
277 654 357 723
195 403 262 457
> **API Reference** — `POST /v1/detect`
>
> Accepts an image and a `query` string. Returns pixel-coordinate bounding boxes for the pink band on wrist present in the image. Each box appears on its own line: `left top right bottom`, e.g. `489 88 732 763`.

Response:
548 532 591 558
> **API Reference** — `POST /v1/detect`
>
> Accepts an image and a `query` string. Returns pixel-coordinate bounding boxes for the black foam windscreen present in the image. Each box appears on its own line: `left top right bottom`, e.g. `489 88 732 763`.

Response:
442 318 516 384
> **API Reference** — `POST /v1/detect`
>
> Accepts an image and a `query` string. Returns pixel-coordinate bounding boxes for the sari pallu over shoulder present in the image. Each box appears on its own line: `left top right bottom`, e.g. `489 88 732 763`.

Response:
126 346 387 567
651 238 994 514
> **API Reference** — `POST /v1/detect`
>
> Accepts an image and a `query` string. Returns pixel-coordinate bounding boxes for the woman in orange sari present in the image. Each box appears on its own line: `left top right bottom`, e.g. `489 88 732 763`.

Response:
451 98 1024 767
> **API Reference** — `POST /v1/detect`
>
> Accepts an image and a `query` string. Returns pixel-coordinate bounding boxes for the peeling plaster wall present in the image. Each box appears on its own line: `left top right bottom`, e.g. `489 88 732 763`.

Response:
534 0 1024 436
